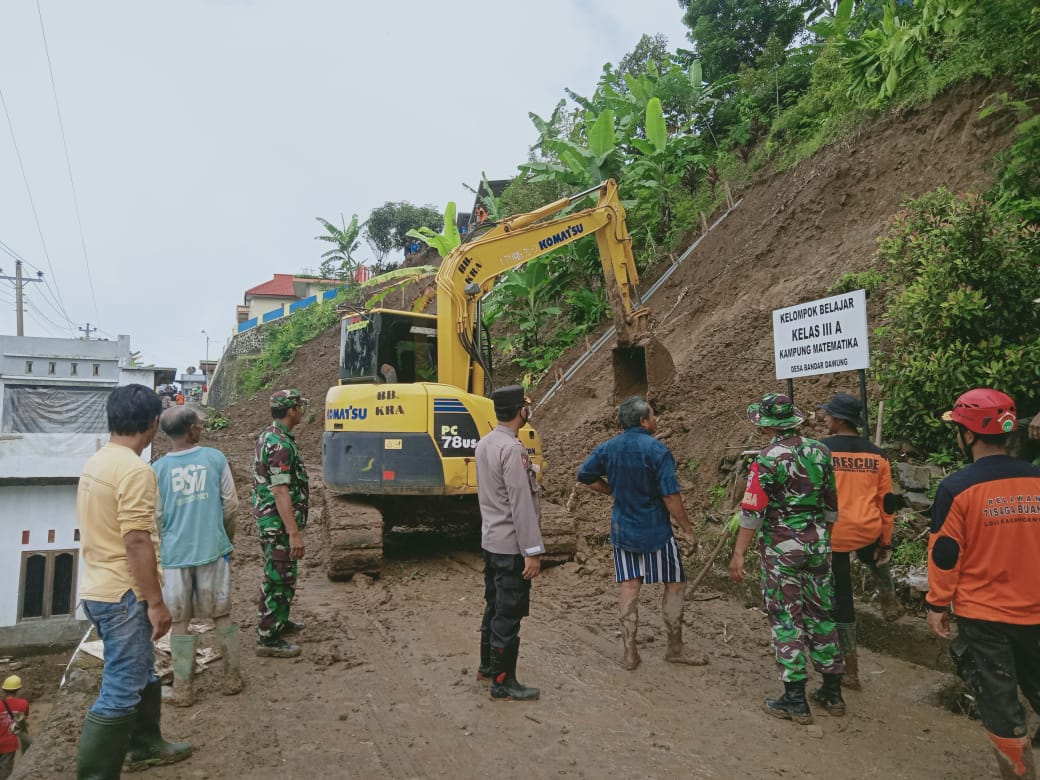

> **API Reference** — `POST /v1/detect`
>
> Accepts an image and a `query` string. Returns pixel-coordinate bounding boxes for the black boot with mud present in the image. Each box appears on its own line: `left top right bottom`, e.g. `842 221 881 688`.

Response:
477 636 492 682
256 637 301 658
764 681 813 725
489 641 539 701
490 674 540 701
810 673 846 716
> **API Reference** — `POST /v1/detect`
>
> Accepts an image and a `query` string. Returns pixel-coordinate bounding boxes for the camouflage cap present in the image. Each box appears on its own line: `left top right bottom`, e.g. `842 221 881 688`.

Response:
748 392 806 428
270 389 308 410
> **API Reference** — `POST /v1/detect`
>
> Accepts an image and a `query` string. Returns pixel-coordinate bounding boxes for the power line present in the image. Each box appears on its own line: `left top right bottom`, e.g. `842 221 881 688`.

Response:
26 297 73 336
0 83 68 313
37 284 78 326
35 0 99 321
1 243 79 327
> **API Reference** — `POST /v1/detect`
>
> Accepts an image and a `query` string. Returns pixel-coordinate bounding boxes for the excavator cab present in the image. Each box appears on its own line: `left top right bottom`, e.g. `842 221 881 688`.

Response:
339 310 439 385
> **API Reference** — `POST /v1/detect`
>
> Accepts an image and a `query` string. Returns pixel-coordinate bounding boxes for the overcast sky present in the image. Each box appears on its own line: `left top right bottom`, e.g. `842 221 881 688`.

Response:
0 1 689 372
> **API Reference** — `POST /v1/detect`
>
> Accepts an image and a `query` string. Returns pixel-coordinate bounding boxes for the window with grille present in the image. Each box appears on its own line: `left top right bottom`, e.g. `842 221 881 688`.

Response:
18 550 77 621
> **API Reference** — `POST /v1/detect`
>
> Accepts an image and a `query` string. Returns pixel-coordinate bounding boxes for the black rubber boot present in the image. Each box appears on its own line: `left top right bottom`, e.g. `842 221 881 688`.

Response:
477 634 492 681
125 681 193 771
764 681 814 725
490 640 539 701
77 711 136 780
810 673 846 716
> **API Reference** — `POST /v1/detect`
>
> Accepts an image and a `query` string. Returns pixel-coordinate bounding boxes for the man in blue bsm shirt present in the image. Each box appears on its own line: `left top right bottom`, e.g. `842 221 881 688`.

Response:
577 396 708 671
153 406 241 707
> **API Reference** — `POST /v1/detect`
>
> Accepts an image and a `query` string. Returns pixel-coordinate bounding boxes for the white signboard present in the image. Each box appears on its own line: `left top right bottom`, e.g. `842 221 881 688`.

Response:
772 289 870 380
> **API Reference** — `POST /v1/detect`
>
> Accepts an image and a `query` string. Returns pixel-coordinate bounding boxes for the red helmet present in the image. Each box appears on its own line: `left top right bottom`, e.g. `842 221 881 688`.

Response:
942 388 1017 434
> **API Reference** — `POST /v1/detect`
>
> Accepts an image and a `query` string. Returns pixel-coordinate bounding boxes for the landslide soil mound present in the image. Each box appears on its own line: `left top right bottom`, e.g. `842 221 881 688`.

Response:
535 79 1013 515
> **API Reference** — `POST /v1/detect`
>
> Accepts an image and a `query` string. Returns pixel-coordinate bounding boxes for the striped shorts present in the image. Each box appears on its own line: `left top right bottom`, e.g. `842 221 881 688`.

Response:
613 537 686 584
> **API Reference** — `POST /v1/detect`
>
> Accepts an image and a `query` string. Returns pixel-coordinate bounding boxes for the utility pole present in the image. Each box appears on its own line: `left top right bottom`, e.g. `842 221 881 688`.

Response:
0 260 44 336
79 323 96 339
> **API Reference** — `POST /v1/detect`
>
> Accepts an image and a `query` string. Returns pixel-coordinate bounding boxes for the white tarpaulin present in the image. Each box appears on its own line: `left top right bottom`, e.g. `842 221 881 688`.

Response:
1 385 110 434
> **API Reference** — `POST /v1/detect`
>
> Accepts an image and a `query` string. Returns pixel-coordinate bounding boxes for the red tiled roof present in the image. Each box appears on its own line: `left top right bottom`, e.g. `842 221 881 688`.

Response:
245 274 295 298
244 274 342 300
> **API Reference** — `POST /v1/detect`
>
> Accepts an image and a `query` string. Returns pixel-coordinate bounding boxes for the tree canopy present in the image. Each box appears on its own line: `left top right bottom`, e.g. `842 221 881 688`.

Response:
364 202 443 261
678 0 806 81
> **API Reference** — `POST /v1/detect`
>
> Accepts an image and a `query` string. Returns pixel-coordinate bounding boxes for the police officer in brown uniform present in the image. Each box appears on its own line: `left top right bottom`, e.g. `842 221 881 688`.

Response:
476 385 544 701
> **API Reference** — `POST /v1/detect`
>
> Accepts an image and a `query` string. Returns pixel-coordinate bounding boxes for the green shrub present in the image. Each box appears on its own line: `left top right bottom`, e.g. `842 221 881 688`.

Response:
891 538 927 567
240 291 348 395
829 268 886 296
204 415 229 431
874 188 1040 455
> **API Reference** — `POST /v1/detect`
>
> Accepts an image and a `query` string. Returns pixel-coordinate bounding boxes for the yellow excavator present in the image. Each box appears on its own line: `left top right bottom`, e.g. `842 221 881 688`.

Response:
321 179 674 578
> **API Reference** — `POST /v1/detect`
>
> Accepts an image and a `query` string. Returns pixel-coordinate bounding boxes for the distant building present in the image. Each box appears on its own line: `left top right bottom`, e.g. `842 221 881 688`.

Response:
466 178 511 232
236 274 343 325
0 334 156 650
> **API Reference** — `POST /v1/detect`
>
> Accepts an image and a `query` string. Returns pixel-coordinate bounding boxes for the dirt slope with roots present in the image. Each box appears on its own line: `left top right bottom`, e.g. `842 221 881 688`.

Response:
15 80 1027 779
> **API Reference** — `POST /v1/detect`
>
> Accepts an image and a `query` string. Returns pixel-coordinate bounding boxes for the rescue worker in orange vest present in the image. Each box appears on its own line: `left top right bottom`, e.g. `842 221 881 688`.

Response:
926 388 1040 779
818 393 902 690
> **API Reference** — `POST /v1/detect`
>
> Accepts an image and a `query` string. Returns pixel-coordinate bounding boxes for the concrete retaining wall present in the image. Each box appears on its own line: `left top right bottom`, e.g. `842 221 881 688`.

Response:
206 327 269 411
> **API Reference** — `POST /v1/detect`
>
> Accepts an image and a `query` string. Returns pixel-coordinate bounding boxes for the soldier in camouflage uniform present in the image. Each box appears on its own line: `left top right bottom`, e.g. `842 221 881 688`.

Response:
252 389 310 658
728 393 844 725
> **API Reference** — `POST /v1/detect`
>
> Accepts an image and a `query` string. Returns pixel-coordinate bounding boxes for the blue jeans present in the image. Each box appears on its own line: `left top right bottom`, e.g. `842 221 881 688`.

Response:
82 590 157 718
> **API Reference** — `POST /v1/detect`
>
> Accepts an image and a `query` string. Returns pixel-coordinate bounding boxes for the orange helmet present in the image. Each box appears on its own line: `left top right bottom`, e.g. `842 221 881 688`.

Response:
942 388 1017 435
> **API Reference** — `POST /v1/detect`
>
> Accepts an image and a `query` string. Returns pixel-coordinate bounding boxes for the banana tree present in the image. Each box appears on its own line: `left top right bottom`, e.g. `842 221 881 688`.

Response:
520 108 622 188
355 265 438 310
482 256 562 352
625 98 704 236
315 213 364 282
406 202 461 257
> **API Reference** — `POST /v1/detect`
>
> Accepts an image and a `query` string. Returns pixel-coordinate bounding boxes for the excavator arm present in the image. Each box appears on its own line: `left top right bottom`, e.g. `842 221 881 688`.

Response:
434 179 667 397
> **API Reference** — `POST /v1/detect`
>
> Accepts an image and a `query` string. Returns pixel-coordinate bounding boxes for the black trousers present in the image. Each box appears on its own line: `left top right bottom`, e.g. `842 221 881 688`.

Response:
831 539 882 624
951 617 1040 738
481 551 531 651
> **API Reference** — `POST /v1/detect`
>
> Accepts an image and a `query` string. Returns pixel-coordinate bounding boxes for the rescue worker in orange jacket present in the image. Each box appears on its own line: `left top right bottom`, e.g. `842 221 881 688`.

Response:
926 388 1040 780
818 393 902 690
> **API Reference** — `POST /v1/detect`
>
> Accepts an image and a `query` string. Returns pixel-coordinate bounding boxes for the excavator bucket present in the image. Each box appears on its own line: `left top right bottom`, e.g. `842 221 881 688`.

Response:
611 336 675 402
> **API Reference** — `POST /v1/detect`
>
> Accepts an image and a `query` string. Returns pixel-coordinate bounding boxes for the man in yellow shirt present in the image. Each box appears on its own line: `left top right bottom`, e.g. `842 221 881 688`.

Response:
76 384 192 778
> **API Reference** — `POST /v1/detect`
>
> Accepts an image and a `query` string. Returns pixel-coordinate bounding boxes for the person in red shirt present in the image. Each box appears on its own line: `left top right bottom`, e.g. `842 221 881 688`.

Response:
0 675 29 780
926 388 1040 779
819 393 901 690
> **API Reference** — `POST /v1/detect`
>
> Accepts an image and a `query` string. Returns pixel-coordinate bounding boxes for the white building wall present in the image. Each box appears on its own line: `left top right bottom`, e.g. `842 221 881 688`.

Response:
0 336 157 646
0 484 85 627
0 430 106 479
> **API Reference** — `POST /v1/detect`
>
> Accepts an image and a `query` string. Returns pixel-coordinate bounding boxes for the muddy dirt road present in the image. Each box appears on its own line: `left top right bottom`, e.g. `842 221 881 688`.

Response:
120 526 994 780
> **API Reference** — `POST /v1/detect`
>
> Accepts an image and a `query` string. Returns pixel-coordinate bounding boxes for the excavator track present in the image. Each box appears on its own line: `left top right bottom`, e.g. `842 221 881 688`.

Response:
324 494 384 580
317 488 575 580
539 501 578 566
